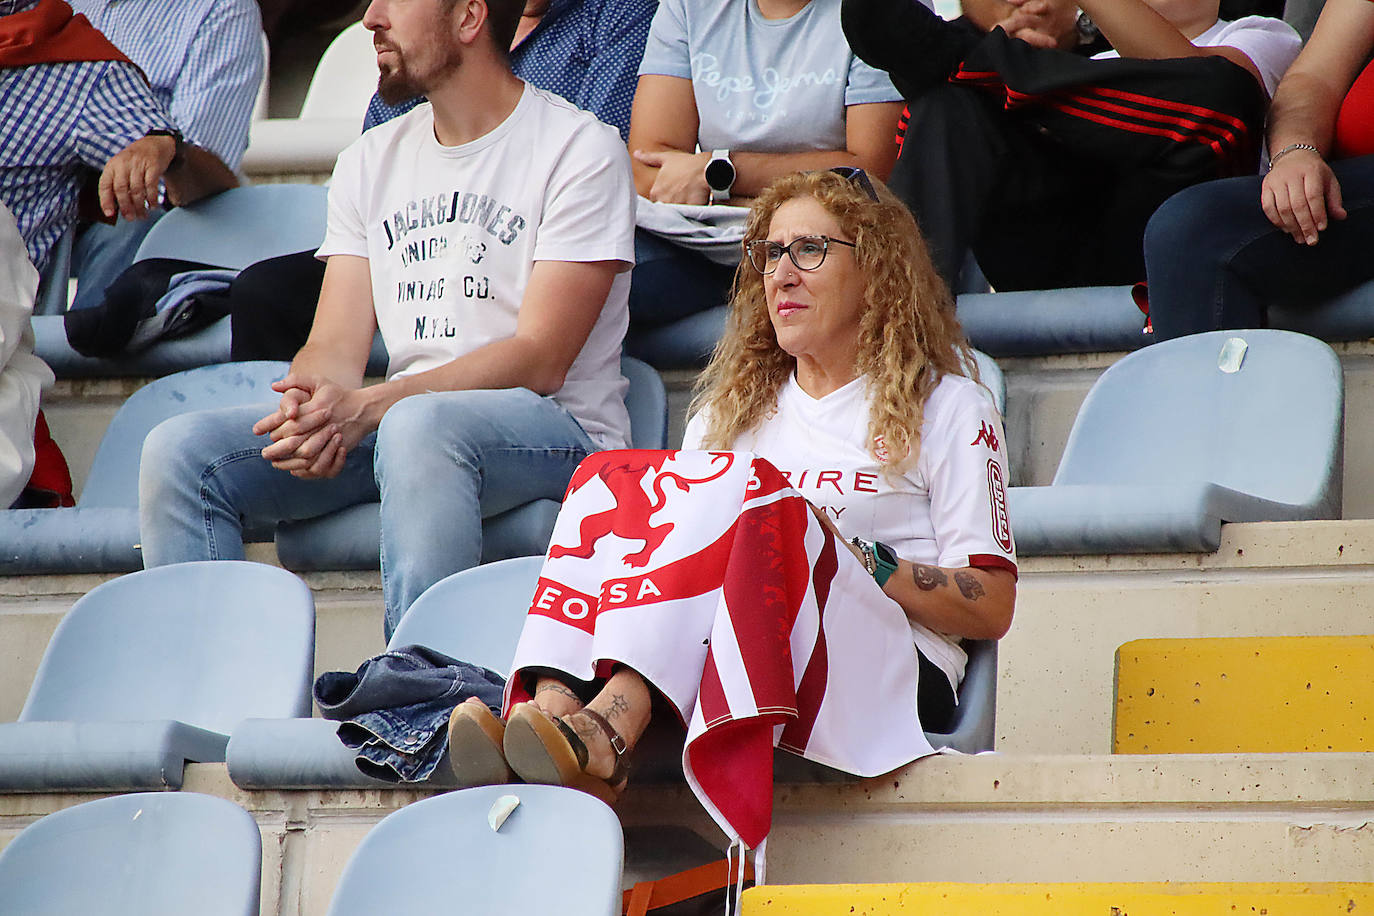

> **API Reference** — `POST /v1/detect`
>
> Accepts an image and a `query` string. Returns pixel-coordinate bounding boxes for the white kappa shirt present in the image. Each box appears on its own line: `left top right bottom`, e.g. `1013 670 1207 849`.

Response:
683 372 1017 688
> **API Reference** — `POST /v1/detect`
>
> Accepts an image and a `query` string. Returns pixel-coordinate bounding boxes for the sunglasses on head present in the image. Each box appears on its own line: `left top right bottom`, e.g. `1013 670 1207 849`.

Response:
829 166 879 202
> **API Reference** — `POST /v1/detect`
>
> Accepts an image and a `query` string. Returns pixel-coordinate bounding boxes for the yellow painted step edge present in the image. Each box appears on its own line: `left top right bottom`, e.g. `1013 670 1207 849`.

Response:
742 882 1374 915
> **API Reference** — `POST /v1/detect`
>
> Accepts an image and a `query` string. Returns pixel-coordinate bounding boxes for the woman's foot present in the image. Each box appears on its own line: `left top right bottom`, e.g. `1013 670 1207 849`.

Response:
561 708 628 783
531 676 584 719
502 703 631 805
444 697 513 787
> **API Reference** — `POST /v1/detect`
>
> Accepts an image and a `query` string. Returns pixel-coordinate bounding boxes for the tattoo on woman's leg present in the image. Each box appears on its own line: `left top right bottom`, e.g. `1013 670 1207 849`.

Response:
570 713 600 741
535 683 581 703
953 570 985 600
607 693 630 719
913 564 948 591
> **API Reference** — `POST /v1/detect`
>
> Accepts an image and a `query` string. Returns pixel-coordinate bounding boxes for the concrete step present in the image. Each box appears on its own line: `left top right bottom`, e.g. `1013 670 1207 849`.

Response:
5 518 1374 755
3 752 1372 916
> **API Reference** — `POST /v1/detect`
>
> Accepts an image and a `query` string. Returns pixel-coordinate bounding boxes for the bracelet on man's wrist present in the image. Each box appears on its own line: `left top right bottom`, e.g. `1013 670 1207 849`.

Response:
1268 142 1321 168
145 128 185 169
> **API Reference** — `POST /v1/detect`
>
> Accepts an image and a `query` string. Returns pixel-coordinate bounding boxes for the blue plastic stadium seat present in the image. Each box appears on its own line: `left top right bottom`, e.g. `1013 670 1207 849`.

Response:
228 555 541 789
0 792 262 916
1271 279 1374 342
0 360 288 573
31 183 397 378
135 184 328 269
0 561 314 791
32 315 390 379
229 558 999 790
324 785 622 916
969 348 1005 416
957 286 1152 357
957 281 1374 359
32 226 74 316
1009 329 1344 555
273 356 669 571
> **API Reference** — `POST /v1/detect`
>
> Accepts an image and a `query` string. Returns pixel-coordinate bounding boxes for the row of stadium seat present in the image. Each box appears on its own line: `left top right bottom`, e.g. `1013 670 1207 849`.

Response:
0 558 998 793
0 786 623 916
11 324 1346 571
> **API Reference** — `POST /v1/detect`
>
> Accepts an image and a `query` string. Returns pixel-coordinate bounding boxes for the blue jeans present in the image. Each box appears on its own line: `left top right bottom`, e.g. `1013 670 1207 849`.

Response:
316 644 506 783
70 212 164 312
627 229 735 328
1144 153 1374 340
139 387 596 633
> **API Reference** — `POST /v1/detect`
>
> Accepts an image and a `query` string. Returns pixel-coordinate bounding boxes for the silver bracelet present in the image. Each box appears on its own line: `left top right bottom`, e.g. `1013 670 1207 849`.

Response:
1268 142 1321 167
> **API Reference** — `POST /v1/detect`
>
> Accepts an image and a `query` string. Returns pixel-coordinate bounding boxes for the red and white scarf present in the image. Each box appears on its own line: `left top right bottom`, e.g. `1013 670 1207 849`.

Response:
506 450 935 851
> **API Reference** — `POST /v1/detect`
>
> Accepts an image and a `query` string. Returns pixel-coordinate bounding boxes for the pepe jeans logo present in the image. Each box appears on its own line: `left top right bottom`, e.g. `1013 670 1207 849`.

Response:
691 52 841 108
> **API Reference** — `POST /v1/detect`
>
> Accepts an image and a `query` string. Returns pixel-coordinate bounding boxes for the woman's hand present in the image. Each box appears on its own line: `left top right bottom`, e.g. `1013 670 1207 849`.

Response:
1261 149 1347 245
809 502 865 559
632 149 712 205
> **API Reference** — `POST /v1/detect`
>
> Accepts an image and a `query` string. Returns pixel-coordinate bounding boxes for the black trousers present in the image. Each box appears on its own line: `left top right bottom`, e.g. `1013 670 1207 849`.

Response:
891 29 1267 292
228 249 324 361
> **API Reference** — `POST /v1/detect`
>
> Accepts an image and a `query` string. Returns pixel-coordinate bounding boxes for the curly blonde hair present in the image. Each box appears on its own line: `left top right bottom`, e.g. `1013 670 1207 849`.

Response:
690 169 977 473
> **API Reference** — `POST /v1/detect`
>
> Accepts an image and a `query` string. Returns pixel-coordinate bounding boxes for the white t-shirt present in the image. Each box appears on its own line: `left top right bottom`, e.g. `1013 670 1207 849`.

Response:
1093 16 1301 98
682 372 1017 690
637 0 905 153
318 84 637 450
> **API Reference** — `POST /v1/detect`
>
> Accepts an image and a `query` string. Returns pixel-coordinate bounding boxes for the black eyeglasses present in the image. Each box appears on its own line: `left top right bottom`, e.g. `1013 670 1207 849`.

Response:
829 166 879 202
745 235 857 275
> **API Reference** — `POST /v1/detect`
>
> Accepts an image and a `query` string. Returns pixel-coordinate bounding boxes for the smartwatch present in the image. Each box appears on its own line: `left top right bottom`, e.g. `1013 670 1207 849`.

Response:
852 537 899 588
145 128 185 169
704 149 735 203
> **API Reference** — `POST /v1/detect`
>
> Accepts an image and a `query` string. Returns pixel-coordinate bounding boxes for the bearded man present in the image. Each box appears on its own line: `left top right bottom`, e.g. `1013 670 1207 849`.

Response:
139 0 637 637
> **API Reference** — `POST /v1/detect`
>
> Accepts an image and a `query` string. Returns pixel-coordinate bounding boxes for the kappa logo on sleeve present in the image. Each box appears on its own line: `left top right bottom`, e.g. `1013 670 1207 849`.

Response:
970 421 1000 452
986 458 1013 553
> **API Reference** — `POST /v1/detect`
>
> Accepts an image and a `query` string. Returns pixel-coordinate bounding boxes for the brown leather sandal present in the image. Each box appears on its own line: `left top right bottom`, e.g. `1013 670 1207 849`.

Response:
444 700 513 787
503 702 631 804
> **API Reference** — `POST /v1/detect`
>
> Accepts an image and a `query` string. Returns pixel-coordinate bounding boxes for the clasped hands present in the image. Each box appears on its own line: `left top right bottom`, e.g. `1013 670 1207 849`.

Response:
253 374 371 480
994 0 1080 50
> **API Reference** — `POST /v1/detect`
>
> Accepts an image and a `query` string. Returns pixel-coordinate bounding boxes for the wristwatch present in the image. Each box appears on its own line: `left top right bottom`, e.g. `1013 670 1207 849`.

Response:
704 149 735 204
852 537 899 587
145 128 185 169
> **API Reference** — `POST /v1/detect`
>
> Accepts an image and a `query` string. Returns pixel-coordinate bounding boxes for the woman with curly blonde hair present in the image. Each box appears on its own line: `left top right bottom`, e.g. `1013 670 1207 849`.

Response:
446 168 1016 812
691 168 976 474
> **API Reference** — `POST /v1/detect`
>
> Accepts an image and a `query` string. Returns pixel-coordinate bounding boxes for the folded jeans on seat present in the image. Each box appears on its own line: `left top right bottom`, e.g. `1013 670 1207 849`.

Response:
314 644 506 783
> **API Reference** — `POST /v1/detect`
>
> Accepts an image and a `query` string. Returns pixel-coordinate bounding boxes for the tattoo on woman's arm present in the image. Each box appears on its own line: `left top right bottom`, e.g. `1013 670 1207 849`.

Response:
535 683 580 703
913 564 948 591
953 571 985 601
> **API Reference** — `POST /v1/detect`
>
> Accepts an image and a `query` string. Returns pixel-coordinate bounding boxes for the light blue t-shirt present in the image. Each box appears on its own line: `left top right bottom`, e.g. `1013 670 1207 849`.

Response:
638 0 903 153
